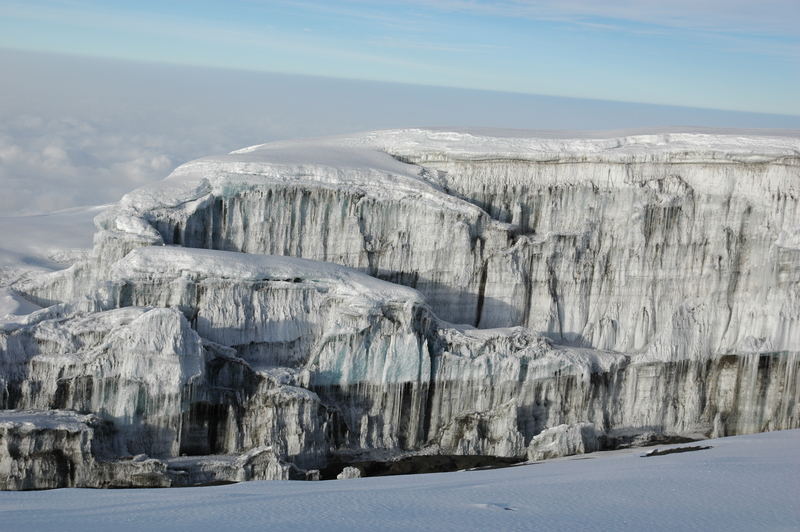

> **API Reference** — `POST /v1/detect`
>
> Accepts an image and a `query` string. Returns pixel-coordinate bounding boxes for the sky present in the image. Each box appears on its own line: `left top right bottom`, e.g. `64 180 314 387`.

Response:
0 1 798 218
1 0 798 115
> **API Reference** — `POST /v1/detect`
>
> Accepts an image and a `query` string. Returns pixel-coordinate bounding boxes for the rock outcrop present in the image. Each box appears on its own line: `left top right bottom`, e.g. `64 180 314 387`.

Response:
2 129 798 488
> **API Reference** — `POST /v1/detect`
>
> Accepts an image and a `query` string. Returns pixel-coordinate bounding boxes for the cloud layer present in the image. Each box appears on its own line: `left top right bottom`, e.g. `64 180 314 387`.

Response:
0 116 177 213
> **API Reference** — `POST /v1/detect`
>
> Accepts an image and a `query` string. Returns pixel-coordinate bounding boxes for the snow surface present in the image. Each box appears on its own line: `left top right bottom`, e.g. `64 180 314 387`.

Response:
0 429 797 531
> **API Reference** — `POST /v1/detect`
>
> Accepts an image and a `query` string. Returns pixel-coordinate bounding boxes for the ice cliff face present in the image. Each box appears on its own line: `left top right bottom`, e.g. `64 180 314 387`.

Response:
2 129 799 488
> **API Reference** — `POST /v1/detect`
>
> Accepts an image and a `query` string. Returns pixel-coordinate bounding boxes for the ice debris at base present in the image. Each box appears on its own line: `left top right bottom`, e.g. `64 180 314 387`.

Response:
336 466 363 480
1 128 799 489
527 423 599 461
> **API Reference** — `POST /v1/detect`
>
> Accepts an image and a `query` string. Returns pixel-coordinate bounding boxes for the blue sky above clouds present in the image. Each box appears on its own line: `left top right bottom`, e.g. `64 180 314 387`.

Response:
1 0 798 114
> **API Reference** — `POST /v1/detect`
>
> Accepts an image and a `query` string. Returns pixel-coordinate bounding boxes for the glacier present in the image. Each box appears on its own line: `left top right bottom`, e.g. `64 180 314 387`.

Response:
1 128 798 488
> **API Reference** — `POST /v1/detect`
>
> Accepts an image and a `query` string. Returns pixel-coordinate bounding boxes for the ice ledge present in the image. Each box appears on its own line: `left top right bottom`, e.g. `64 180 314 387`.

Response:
0 409 101 433
112 246 424 304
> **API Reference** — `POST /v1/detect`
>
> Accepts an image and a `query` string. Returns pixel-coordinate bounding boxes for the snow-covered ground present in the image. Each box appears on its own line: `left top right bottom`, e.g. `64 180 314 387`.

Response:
1 429 797 532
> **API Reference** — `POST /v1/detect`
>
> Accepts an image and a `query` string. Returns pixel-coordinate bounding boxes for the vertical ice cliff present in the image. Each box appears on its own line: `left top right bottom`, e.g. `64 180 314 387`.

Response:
2 129 799 488
1 307 205 456
374 131 800 358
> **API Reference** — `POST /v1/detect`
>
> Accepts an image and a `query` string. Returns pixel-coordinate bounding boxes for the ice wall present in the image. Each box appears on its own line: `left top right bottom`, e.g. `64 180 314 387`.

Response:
3 129 798 488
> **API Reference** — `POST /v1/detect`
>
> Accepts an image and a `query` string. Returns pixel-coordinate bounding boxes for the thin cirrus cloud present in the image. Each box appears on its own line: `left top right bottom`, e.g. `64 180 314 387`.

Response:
371 0 800 36
0 1 445 74
292 0 800 58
